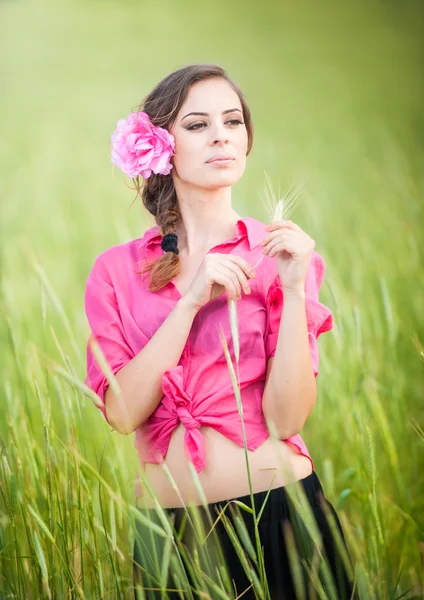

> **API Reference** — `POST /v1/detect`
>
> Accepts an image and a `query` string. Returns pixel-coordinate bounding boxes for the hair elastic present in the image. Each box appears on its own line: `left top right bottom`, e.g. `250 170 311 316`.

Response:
161 232 179 255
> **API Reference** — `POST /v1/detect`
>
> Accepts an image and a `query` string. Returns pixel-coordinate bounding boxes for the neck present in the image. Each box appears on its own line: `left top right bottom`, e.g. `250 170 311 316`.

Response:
173 185 241 256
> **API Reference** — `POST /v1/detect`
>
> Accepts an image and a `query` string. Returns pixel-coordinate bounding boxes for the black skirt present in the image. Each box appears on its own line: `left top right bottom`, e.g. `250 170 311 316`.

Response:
133 470 357 599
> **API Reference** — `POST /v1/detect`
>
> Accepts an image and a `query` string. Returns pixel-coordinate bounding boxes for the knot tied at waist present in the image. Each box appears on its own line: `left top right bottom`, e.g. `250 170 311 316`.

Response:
175 406 201 430
161 365 205 472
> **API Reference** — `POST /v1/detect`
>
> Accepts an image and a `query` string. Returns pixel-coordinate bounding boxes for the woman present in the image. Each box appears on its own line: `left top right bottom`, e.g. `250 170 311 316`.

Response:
84 64 357 599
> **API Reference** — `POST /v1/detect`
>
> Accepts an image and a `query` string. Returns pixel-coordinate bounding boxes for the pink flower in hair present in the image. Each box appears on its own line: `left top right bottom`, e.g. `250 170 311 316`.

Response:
110 111 175 179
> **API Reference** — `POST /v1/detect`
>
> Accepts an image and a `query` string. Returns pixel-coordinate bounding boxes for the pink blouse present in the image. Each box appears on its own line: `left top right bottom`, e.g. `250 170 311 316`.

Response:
84 217 334 495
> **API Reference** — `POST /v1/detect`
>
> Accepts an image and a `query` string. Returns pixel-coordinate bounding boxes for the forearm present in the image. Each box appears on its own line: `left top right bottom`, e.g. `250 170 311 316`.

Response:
105 296 199 434
262 290 317 439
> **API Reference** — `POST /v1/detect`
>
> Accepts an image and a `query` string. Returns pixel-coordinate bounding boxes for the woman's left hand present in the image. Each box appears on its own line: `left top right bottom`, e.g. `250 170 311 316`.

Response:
260 220 315 295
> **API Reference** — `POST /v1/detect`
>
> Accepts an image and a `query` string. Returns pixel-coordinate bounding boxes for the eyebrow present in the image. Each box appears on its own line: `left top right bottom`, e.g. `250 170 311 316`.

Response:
181 108 242 122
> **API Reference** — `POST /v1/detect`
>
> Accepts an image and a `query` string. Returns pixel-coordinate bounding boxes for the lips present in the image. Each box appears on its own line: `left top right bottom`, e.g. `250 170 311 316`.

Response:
206 155 235 163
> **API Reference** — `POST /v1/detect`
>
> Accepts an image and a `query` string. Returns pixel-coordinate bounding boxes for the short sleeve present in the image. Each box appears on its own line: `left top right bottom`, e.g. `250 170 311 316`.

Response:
84 257 135 424
264 251 334 377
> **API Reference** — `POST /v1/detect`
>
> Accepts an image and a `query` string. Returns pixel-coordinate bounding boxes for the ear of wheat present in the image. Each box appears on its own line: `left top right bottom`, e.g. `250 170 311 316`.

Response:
252 172 307 270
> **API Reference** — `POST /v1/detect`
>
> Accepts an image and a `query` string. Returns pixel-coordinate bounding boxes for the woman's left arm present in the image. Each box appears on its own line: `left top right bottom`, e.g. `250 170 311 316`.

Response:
261 219 322 439
262 290 316 439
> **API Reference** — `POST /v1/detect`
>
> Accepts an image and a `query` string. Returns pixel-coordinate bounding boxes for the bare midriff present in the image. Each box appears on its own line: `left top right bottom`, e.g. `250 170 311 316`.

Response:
136 247 313 509
136 423 313 509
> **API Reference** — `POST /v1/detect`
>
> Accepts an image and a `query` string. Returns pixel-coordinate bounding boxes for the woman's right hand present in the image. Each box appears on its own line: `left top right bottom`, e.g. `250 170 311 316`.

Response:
183 254 257 311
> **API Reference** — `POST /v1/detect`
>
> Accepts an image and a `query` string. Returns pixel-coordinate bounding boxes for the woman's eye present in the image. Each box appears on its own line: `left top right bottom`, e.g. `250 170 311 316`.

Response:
187 119 244 131
187 122 206 131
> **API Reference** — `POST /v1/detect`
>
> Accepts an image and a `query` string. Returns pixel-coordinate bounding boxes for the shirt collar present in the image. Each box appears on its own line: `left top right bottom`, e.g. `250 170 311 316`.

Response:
141 216 264 253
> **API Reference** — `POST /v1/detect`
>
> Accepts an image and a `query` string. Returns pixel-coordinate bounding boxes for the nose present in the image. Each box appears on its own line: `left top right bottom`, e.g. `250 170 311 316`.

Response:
210 121 230 145
212 136 229 147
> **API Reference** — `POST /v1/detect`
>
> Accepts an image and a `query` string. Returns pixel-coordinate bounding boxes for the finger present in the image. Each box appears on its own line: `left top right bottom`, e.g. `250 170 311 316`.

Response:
214 265 242 300
265 219 303 232
265 220 303 233
266 240 299 257
260 228 302 248
208 256 243 299
223 261 252 295
227 255 256 279
262 231 299 255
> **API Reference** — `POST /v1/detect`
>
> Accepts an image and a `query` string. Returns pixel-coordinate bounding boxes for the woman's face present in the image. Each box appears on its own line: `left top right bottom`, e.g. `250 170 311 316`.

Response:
169 78 249 190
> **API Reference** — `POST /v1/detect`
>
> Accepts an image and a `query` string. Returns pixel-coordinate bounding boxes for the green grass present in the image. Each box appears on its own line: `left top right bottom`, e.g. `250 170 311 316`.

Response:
1 0 423 597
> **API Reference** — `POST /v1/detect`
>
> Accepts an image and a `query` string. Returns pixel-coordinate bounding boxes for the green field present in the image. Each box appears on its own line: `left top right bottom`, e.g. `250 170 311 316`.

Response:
1 0 423 597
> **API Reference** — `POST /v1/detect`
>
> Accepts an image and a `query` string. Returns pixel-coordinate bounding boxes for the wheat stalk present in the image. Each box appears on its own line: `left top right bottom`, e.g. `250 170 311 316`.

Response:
227 170 306 357
227 174 307 364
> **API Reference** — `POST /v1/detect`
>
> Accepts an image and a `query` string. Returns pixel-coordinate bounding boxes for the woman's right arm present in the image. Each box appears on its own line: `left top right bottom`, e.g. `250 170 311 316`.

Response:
86 251 255 435
105 296 198 434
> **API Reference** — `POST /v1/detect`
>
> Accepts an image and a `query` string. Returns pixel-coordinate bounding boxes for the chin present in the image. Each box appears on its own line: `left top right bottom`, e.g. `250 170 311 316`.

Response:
176 165 245 190
204 167 245 188
204 175 242 190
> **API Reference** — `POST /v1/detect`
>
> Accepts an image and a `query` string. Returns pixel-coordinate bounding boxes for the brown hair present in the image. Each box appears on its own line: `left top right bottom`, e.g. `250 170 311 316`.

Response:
133 63 254 292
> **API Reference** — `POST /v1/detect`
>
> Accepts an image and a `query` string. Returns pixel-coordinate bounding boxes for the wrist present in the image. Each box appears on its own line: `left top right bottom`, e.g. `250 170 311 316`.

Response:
282 288 306 299
177 295 201 315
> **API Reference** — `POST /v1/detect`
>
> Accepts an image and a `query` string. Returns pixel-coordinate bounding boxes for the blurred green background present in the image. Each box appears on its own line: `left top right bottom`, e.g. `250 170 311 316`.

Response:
1 0 423 597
